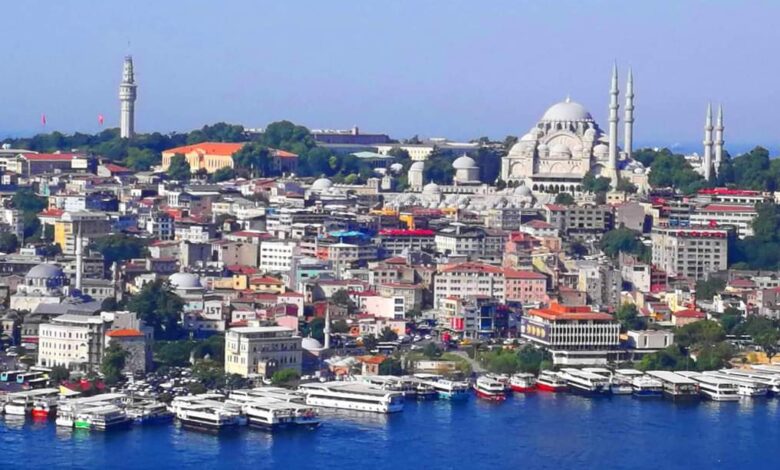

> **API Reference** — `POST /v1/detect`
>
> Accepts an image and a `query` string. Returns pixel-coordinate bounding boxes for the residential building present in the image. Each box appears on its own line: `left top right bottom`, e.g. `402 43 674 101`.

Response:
224 325 302 378
544 204 614 239
433 262 505 308
651 225 729 280
54 211 111 254
260 239 298 273
503 269 548 306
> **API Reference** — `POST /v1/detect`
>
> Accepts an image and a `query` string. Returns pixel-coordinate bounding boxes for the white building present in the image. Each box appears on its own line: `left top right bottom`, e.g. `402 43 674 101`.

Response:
433 262 505 308
651 226 729 281
38 314 108 371
224 325 302 378
689 204 757 239
260 239 298 273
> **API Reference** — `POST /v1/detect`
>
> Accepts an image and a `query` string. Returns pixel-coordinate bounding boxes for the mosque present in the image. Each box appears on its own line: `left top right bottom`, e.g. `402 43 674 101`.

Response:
500 66 648 193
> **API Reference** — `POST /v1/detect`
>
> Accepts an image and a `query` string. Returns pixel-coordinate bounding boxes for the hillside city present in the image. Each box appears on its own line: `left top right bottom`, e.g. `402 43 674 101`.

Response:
1 57 780 416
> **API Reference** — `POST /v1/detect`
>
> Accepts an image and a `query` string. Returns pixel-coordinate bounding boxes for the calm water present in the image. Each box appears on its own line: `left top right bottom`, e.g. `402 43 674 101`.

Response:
2 394 779 469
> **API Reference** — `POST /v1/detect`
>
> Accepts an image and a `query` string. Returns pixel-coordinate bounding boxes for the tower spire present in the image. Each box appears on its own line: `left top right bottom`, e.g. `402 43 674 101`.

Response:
608 63 620 188
703 103 714 181
714 104 724 177
119 56 137 139
623 68 634 160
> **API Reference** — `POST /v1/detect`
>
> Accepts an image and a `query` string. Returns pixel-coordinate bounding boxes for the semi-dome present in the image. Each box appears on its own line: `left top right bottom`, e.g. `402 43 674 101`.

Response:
168 272 203 290
311 177 333 191
550 143 571 155
26 263 64 280
452 155 477 169
302 337 323 351
541 98 593 122
409 161 425 172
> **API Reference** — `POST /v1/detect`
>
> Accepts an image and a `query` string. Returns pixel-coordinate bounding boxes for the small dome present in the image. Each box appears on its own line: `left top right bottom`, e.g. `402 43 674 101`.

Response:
594 143 609 156
311 178 333 191
302 337 323 351
422 182 441 195
168 272 203 290
541 98 593 122
409 161 425 172
453 155 477 170
26 263 64 280
516 185 532 196
550 143 571 155
520 132 537 141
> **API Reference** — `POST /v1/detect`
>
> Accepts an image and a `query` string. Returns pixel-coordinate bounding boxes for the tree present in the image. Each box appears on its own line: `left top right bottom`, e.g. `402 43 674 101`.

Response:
648 153 704 193
232 143 271 177
167 154 191 181
378 358 403 376
331 289 357 315
126 280 184 339
581 171 612 193
379 327 398 342
516 344 551 375
675 320 725 348
755 330 780 360
124 147 159 171
0 233 18 253
481 348 520 374
331 319 350 334
11 188 46 213
210 167 235 182
615 303 646 331
48 365 70 384
719 308 743 333
154 340 200 367
422 342 442 359
638 345 690 371
271 368 301 387
695 278 726 301
695 342 734 371
191 359 227 389
600 227 647 259
91 234 147 266
21 212 41 241
616 178 638 194
554 192 575 205
101 297 120 311
362 334 378 351
101 342 129 385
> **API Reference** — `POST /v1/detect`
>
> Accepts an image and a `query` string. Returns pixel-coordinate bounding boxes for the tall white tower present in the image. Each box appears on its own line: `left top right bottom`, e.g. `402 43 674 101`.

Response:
714 104 724 176
119 56 137 139
623 68 634 160
608 64 620 188
703 103 714 181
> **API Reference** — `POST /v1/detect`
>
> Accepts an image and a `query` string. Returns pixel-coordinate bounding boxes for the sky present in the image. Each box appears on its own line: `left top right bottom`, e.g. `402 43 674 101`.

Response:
1 0 779 153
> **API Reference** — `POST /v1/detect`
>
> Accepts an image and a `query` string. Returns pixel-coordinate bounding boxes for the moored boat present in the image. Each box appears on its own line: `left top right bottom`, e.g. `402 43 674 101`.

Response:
558 369 611 397
535 370 568 393
473 376 506 401
509 373 537 393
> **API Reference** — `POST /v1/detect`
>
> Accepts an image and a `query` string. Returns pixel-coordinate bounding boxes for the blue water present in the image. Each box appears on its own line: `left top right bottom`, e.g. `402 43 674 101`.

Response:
3 395 779 469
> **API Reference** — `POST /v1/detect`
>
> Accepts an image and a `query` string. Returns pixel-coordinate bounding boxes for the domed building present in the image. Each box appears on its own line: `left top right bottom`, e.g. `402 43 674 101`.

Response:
310 177 333 192
501 67 646 193
452 155 480 185
408 161 425 190
169 272 204 292
10 263 67 311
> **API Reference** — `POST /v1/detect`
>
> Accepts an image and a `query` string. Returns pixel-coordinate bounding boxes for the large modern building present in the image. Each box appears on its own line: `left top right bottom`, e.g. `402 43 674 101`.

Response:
520 302 620 365
433 262 505 308
651 225 730 281
224 325 302 378
544 204 615 239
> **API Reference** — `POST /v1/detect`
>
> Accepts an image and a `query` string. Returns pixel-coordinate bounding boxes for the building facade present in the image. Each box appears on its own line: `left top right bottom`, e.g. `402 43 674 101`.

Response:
224 326 302 378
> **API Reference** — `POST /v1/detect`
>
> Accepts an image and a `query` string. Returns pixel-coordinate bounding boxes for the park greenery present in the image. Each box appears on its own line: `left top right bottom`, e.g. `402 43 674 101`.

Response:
480 345 551 375
127 280 185 340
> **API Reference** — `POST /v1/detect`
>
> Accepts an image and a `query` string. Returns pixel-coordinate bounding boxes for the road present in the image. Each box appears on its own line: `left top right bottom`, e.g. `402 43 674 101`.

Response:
447 349 485 373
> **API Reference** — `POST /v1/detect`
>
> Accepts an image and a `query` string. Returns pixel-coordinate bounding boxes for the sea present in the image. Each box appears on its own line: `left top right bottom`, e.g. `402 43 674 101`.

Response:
2 394 778 469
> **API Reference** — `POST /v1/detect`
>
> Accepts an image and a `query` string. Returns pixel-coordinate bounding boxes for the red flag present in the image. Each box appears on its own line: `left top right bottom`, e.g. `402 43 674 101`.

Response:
98 114 104 126
41 114 47 126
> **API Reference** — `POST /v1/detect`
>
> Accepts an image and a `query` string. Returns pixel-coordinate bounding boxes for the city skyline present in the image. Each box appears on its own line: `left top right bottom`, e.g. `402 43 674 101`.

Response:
2 1 779 153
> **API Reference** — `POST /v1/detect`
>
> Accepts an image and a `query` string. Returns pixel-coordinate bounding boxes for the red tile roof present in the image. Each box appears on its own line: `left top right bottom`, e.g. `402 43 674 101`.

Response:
702 204 756 213
21 153 80 161
163 142 246 156
102 163 132 173
673 309 705 318
504 268 547 280
440 262 503 274
528 302 614 321
39 208 64 218
107 328 144 338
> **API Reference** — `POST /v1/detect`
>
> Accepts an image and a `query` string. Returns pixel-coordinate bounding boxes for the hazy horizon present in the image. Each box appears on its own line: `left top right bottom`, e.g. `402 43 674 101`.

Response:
3 1 780 155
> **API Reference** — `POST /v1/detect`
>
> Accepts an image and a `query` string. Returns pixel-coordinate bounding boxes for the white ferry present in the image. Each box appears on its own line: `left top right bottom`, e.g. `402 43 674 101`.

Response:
299 382 404 413
558 369 611 396
509 373 537 393
535 370 568 393
702 372 769 397
174 401 243 431
241 400 320 430
74 405 131 431
56 393 128 428
631 376 664 398
473 376 506 401
584 368 632 395
3 388 60 416
126 402 175 424
413 374 471 400
676 372 739 402
645 371 700 401
717 369 780 395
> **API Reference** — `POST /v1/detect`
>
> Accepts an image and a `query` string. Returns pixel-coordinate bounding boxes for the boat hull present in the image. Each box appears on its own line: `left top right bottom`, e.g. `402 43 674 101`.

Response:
473 386 506 401
510 384 536 393
568 384 611 397
535 382 567 393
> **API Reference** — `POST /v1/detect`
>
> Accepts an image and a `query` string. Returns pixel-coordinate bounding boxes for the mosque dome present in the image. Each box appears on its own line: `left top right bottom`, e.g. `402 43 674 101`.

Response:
169 272 203 290
302 337 323 351
452 155 477 170
26 264 64 280
550 143 571 155
541 98 593 122
409 161 425 172
515 185 532 197
593 143 609 157
311 178 333 191
422 182 441 195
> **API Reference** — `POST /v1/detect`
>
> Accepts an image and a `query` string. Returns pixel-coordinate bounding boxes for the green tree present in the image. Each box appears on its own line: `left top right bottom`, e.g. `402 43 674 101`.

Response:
21 212 41 241
154 340 200 367
616 178 638 194
516 344 550 375
637 345 690 371
695 278 726 301
210 167 236 182
648 153 704 193
719 307 743 333
12 188 46 213
331 319 350 334
600 227 647 259
331 289 357 315
48 365 70 384
581 171 612 193
232 143 271 176
695 342 734 371
271 368 301 387
481 348 520 374
422 342 442 359
191 359 227 389
124 147 159 171
101 342 129 385
0 233 18 253
167 154 191 181
126 280 184 339
675 320 726 348
378 358 403 376
554 192 575 205
755 330 780 361
91 234 147 266
615 303 646 331
379 327 398 342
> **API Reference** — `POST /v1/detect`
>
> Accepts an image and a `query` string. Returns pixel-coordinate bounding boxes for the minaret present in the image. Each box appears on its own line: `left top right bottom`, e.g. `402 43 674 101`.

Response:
623 68 634 160
323 307 331 351
75 221 83 291
608 64 620 188
703 103 714 181
714 104 724 176
119 56 137 139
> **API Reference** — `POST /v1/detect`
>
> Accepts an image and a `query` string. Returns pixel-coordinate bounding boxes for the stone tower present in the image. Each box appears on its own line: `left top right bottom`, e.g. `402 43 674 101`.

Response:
714 105 724 176
623 68 634 160
703 103 714 181
119 56 137 139
608 64 620 188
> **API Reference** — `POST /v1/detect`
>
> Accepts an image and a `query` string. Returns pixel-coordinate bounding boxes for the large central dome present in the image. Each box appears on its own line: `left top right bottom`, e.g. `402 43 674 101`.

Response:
540 98 593 122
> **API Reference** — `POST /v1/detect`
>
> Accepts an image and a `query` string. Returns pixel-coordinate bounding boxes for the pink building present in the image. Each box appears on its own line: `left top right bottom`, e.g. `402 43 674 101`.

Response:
504 269 548 305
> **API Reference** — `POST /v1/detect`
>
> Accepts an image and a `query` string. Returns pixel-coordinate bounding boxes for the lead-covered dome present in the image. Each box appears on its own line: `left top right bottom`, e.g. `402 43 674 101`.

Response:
311 178 333 191
541 98 593 122
169 272 203 290
452 155 477 169
26 263 64 280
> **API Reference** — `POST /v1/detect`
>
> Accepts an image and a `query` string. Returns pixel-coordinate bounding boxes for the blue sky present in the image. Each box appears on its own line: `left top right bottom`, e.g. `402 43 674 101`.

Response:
1 1 778 152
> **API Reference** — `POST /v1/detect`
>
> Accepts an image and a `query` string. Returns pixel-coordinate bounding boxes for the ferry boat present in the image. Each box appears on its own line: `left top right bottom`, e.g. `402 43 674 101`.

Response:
126 402 174 424
241 400 320 430
702 372 769 397
174 402 243 431
299 382 404 413
31 397 58 419
55 393 128 428
676 372 739 402
631 376 664 398
414 382 438 400
584 368 632 395
3 388 60 416
473 376 506 401
558 369 611 396
413 374 471 400
509 373 537 393
645 371 700 401
74 405 131 431
717 369 780 395
535 370 568 392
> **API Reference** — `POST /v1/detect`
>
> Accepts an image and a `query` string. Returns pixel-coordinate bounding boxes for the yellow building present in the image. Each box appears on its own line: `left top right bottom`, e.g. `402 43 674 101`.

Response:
161 142 246 174
54 212 112 254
